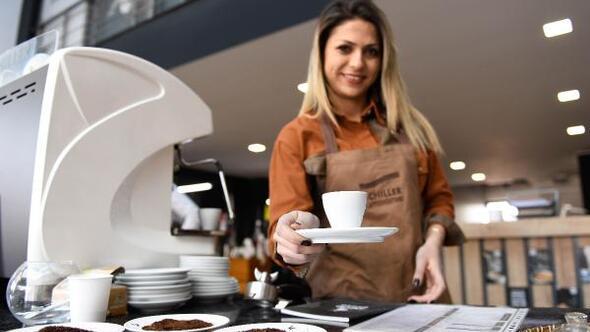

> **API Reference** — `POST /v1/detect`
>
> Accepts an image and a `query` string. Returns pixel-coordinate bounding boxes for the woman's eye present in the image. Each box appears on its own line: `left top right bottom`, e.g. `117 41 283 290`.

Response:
337 45 352 53
366 48 380 57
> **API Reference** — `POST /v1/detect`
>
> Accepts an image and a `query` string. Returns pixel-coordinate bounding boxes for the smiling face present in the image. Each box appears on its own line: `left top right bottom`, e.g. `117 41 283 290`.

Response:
323 18 382 107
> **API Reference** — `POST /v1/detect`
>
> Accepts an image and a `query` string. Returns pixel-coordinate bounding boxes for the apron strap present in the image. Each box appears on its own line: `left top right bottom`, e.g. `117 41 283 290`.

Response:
368 118 412 145
320 113 338 154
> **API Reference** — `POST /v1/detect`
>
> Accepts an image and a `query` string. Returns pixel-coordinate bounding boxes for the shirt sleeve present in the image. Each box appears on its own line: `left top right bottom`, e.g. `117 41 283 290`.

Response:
422 150 465 246
267 124 315 268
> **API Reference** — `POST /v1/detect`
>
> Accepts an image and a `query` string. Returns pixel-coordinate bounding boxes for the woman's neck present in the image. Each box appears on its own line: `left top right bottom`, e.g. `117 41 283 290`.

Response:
330 96 369 123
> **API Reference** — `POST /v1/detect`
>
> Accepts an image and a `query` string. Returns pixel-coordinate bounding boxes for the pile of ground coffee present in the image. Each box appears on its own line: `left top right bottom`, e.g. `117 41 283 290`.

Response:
142 318 213 330
38 327 93 332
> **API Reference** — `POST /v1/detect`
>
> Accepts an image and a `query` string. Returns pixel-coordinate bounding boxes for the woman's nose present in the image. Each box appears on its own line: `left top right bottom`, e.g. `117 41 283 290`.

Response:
348 50 364 69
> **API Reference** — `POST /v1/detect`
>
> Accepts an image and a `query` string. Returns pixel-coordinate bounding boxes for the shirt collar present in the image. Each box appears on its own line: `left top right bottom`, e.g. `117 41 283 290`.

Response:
331 100 386 125
361 100 386 125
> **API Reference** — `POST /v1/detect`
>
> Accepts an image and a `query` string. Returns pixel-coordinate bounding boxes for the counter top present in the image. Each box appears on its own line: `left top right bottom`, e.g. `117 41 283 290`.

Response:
1 299 585 331
459 216 590 239
0 278 585 331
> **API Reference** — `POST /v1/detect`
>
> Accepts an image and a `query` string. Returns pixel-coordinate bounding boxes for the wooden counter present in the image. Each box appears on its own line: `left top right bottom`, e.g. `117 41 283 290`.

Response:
459 217 590 239
443 216 590 308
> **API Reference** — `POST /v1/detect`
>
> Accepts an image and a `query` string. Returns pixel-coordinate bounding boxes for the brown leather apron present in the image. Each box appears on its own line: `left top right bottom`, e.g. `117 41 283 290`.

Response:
304 115 450 303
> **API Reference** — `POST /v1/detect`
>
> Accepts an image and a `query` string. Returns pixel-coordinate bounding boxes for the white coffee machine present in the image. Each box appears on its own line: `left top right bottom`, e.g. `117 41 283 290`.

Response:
0 32 217 275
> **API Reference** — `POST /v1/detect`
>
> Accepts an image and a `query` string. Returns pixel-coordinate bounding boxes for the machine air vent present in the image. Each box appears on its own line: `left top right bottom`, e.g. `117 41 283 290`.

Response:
0 82 37 108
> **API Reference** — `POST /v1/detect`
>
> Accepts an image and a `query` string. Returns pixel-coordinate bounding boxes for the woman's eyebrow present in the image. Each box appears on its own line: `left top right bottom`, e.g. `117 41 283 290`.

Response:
335 39 355 45
335 39 379 47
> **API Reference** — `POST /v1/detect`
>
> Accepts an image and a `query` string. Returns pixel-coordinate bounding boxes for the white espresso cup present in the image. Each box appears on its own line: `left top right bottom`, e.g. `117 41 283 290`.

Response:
322 191 367 229
200 208 222 231
68 273 113 322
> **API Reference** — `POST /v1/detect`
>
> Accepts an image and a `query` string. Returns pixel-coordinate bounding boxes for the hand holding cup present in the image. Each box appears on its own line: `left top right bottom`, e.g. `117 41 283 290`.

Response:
273 210 324 265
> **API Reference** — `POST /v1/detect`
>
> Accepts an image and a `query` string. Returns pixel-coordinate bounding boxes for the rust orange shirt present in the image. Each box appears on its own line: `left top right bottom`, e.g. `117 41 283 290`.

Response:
268 107 464 264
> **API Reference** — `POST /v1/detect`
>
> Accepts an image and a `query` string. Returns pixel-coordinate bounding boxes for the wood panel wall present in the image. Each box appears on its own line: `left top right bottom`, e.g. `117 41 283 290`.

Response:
443 217 590 307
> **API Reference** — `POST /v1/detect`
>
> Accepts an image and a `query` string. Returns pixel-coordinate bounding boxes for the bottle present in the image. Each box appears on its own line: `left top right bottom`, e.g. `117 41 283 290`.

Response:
254 218 268 263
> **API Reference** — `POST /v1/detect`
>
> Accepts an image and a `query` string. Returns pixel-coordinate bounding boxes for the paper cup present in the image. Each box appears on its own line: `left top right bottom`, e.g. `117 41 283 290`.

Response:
322 191 367 229
68 273 113 322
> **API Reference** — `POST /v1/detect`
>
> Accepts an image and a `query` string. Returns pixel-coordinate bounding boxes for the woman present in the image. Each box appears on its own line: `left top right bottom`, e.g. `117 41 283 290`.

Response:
268 0 464 303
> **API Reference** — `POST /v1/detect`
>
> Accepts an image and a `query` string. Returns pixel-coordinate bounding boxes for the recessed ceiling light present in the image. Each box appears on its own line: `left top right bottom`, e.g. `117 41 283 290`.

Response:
567 125 586 136
265 198 270 206
248 143 266 153
543 18 573 38
449 161 466 170
557 89 580 102
471 173 486 182
177 182 213 194
297 82 308 93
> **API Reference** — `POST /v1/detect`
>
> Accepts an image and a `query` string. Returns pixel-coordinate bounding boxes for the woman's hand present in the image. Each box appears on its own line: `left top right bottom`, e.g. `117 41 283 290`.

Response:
273 210 324 265
408 224 446 303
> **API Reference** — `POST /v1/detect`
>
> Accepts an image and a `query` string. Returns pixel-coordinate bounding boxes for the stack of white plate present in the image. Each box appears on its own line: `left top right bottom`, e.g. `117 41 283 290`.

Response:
179 255 239 301
114 268 192 312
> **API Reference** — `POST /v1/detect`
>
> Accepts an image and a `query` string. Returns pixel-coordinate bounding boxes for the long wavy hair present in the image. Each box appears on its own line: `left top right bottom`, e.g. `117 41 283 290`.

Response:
298 0 443 153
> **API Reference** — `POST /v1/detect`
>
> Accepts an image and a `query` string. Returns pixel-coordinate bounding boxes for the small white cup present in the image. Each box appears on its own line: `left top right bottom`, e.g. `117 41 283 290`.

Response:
68 273 113 322
180 209 201 230
322 191 367 229
200 208 222 231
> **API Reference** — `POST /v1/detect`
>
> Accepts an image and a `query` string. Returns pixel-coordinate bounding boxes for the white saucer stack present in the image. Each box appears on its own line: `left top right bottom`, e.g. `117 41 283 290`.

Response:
179 255 239 301
114 268 192 312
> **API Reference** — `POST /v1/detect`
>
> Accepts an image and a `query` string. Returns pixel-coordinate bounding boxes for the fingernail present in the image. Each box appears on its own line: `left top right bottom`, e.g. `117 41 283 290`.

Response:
301 240 312 246
407 299 417 304
412 278 421 290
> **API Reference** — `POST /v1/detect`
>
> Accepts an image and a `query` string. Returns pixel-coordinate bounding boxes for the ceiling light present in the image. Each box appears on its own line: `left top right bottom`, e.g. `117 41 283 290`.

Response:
177 182 213 194
265 198 270 206
557 89 580 102
543 18 573 38
471 173 486 182
567 125 586 136
248 143 266 153
297 82 308 93
449 161 466 170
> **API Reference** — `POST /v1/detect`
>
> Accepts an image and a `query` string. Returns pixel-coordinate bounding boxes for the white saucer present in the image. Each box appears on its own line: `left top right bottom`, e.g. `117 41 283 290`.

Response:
184 268 228 273
180 255 228 261
128 295 192 312
8 322 124 332
128 291 192 302
116 274 186 281
115 278 190 286
123 267 191 275
296 227 398 244
308 236 385 244
124 313 229 332
128 283 192 292
128 294 192 305
215 323 326 332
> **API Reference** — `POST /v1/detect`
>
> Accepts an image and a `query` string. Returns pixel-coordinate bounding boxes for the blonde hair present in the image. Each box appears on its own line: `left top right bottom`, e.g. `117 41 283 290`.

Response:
298 0 443 154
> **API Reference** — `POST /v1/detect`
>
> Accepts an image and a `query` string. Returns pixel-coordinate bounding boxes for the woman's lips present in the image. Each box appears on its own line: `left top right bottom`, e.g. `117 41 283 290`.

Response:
341 73 365 84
